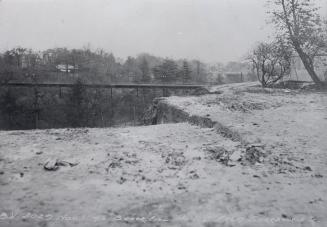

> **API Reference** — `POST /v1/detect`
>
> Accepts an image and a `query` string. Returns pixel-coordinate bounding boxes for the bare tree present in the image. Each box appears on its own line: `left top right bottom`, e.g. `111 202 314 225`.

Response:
268 0 327 86
248 40 292 87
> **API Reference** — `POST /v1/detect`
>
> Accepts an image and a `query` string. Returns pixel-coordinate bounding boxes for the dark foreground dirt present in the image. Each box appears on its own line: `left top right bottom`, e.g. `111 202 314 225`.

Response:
0 82 326 227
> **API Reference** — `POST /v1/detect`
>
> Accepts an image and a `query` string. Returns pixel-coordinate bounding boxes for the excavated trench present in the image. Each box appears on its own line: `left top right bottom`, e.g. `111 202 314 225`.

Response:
149 95 279 167
154 99 244 144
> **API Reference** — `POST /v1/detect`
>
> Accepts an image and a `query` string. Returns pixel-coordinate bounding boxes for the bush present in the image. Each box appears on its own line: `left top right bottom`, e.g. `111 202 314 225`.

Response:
248 40 292 87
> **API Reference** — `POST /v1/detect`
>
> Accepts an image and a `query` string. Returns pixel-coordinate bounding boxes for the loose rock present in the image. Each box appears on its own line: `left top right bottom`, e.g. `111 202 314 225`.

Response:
44 159 79 171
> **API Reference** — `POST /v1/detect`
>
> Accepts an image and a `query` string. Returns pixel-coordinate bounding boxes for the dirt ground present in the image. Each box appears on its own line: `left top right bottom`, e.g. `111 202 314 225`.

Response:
0 82 326 227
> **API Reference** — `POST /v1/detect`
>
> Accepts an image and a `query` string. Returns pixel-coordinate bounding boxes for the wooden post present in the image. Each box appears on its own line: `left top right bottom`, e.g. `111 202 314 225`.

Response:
133 105 136 126
59 87 62 98
33 86 40 129
34 110 38 129
110 88 113 126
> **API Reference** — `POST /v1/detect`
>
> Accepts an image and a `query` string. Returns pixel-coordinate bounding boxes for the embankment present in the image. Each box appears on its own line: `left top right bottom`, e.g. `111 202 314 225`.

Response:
156 99 243 143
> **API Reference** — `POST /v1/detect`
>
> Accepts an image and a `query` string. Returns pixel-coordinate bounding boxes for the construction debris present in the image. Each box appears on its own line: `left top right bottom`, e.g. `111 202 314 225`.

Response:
242 144 266 165
44 159 79 171
44 159 59 171
206 146 231 166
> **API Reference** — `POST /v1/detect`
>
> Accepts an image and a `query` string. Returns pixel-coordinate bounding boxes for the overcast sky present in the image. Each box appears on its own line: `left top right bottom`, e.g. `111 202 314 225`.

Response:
0 0 326 63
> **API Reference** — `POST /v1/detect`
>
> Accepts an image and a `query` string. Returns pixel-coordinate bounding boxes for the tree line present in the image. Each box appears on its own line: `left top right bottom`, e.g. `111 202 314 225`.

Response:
0 47 209 85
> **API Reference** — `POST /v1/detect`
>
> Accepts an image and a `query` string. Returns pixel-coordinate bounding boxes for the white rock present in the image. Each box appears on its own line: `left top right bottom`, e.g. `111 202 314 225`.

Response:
229 150 242 162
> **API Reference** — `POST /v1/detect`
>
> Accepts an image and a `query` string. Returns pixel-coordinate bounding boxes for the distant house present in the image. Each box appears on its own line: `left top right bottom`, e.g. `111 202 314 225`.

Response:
56 64 79 74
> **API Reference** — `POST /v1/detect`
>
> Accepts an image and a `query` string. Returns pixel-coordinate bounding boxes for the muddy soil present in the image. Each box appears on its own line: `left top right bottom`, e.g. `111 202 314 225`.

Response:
0 82 326 227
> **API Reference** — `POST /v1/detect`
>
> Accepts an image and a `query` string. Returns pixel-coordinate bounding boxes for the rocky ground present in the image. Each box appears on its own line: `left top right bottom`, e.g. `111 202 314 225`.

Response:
0 82 326 227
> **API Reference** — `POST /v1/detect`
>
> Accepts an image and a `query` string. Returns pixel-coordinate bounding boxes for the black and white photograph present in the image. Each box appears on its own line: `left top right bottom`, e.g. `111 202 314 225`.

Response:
0 0 326 226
